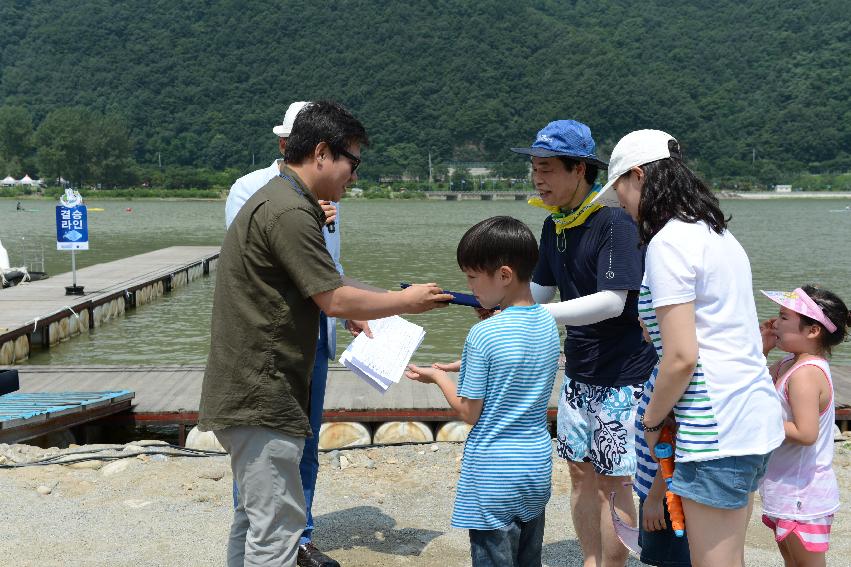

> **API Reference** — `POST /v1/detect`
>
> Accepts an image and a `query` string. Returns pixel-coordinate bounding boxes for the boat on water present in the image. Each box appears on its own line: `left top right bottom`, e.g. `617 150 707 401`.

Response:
0 238 49 288
14 201 38 212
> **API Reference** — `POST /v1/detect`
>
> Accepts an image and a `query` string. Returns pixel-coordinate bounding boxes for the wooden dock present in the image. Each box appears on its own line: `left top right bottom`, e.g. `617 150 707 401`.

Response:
8 365 488 424
8 364 851 431
0 246 220 364
0 389 134 444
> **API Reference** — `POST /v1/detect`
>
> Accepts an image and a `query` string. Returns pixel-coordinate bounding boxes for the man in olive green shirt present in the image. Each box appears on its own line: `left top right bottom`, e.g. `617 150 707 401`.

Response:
198 101 451 567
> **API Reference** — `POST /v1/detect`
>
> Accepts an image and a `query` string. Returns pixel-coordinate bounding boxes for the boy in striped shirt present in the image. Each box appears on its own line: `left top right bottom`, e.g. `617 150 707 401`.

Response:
406 216 561 567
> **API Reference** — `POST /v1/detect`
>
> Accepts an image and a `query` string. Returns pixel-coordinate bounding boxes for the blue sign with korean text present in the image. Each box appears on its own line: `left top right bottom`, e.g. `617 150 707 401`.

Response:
56 204 89 250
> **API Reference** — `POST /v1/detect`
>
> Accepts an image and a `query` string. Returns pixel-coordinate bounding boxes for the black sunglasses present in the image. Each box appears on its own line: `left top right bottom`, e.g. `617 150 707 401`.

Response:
337 148 361 173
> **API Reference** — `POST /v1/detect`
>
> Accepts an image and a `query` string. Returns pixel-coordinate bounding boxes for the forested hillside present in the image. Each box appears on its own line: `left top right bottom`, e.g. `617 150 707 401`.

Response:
1 0 849 185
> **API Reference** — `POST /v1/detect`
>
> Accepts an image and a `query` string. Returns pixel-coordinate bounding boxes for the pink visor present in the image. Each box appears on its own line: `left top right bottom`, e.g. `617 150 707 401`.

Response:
760 288 837 333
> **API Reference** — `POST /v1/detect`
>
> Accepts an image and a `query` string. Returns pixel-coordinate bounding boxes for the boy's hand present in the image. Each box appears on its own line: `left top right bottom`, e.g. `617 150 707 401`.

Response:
642 493 668 532
432 360 461 372
400 283 453 313
318 200 337 226
405 364 448 384
760 317 777 356
639 319 652 343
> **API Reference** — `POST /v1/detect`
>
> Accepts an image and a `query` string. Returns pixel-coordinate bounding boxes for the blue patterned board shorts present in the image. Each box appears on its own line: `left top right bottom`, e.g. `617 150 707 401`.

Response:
556 375 644 476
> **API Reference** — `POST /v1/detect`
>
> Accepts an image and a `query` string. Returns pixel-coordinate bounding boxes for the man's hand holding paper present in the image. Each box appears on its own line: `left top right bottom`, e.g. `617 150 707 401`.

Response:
345 319 373 338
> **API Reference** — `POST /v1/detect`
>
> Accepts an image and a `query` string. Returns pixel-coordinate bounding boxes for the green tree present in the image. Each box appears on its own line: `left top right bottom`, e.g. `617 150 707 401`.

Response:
386 143 428 179
205 133 233 170
90 114 137 187
495 159 530 180
431 161 449 183
34 108 94 186
450 167 472 191
3 0 851 181
0 105 35 175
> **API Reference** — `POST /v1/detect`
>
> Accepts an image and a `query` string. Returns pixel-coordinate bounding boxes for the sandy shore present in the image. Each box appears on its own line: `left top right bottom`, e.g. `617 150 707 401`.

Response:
1 440 849 566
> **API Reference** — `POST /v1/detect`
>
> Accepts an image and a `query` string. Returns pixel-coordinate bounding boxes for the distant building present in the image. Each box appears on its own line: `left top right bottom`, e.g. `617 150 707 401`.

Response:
447 162 500 177
775 184 792 193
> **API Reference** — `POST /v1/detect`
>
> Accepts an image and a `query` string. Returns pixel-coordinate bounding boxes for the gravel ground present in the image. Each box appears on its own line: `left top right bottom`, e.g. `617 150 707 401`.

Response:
1 440 849 566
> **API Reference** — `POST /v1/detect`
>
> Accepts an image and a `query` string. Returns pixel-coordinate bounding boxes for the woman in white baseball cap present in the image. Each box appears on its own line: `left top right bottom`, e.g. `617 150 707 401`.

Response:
596 130 785 567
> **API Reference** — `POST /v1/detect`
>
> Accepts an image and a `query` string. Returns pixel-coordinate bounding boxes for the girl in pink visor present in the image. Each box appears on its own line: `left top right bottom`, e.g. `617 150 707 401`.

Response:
759 284 850 567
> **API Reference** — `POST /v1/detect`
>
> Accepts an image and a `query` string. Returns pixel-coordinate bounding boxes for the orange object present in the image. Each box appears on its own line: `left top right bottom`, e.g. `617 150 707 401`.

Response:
655 425 686 536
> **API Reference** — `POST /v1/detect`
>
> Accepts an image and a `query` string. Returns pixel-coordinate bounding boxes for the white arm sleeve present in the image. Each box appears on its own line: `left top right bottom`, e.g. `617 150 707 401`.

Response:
541 289 628 326
531 282 557 304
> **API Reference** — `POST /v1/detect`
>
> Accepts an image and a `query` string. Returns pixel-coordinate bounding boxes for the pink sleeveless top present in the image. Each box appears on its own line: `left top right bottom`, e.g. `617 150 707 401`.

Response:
760 356 840 520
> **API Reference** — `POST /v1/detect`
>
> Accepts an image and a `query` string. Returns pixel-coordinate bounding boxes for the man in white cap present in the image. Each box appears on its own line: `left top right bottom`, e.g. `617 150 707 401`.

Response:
224 102 357 567
226 101 314 227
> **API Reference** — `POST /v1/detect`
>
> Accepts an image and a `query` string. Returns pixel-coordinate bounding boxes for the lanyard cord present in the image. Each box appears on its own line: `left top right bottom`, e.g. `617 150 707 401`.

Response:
277 171 335 232
277 172 305 196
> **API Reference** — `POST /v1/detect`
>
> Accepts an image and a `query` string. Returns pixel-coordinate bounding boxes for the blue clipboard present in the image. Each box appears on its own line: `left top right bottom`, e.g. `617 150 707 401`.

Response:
400 283 486 309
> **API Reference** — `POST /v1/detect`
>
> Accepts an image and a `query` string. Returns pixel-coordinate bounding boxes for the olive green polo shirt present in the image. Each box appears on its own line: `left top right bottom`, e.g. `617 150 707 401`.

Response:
198 167 343 437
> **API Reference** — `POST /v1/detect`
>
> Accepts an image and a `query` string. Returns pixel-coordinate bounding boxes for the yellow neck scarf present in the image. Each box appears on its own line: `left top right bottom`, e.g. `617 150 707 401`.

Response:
528 183 604 234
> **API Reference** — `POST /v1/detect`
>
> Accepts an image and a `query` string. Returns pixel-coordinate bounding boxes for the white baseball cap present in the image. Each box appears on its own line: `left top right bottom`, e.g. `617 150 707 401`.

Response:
272 101 311 138
592 129 681 207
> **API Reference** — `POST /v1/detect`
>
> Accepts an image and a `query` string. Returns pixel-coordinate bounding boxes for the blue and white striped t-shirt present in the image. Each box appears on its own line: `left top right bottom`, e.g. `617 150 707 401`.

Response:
633 368 659 500
451 304 561 530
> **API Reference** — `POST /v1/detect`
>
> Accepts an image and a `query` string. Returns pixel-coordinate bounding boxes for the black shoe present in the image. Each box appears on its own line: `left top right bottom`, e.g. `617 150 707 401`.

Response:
297 542 340 567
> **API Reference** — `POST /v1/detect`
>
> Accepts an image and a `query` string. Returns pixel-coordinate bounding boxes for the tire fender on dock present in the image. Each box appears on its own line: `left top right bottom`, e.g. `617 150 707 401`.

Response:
13 335 29 362
318 422 371 450
0 341 15 365
48 321 61 344
436 421 473 442
185 426 225 452
373 421 434 445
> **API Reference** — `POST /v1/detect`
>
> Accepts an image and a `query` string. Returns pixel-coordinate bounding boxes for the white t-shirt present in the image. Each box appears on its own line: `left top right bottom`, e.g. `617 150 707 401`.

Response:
643 219 784 463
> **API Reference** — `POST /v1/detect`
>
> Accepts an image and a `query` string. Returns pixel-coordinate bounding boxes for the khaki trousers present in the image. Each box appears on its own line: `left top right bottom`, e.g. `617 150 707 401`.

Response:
217 426 306 567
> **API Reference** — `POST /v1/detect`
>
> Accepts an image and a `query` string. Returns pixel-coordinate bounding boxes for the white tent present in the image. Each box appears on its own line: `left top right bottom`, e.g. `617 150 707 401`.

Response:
19 174 34 185
1 176 18 186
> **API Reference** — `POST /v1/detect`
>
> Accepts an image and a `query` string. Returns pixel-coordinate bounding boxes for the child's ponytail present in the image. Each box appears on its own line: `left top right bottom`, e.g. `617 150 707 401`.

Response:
800 284 849 355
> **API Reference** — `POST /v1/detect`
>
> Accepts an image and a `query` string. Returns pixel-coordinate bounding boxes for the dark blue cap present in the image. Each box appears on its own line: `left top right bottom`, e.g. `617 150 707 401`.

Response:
510 119 607 168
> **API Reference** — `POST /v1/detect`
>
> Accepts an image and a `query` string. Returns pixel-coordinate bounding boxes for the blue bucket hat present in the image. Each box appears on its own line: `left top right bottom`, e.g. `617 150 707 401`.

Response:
510 120 608 169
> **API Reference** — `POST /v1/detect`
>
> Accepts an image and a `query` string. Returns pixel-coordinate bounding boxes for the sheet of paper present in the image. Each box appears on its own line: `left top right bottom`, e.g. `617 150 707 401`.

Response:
339 315 425 394
340 349 390 393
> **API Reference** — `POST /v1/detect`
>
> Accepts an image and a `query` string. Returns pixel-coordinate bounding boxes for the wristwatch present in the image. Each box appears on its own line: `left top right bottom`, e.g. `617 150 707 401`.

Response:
640 413 664 432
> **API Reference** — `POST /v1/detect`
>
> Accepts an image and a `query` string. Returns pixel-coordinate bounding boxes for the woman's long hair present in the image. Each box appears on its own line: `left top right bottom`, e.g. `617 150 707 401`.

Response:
637 158 728 244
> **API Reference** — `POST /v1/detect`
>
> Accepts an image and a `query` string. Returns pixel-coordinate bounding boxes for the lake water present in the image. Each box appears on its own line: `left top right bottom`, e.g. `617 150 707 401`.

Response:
2 197 849 366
